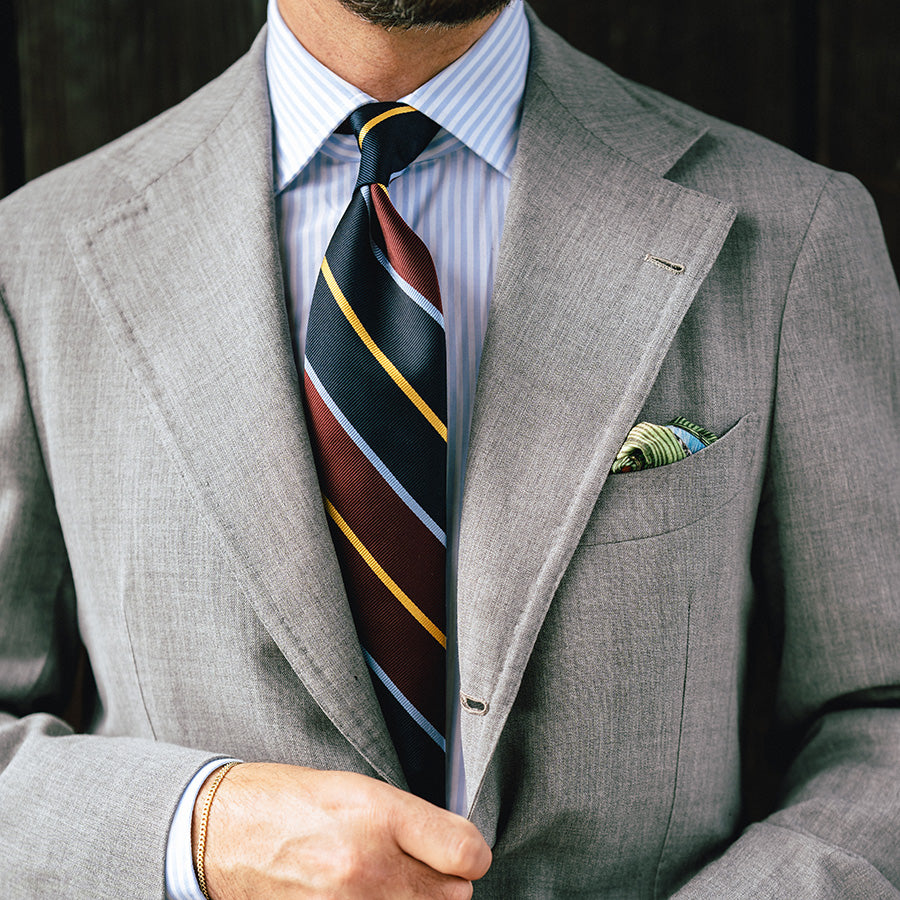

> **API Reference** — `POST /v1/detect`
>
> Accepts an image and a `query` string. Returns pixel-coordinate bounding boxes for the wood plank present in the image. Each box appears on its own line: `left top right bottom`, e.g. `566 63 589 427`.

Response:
0 0 25 197
817 0 900 269
13 0 266 182
527 0 799 148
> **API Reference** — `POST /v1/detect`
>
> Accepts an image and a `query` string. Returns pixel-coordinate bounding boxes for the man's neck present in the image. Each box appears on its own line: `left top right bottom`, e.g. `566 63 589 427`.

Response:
276 0 501 100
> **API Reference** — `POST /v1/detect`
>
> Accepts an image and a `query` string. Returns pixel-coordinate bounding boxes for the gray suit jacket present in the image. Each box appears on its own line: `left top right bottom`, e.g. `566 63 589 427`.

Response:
1 10 899 898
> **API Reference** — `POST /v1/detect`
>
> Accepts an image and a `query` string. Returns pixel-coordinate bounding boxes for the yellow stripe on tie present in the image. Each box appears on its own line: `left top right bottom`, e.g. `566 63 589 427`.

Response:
325 498 447 648
321 256 448 442
357 105 417 148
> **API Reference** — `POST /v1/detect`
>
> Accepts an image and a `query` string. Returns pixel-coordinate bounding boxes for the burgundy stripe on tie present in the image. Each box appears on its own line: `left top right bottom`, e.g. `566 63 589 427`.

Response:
370 184 442 304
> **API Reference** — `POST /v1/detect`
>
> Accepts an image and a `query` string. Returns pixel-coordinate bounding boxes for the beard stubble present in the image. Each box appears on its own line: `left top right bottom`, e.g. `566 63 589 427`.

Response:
335 0 511 28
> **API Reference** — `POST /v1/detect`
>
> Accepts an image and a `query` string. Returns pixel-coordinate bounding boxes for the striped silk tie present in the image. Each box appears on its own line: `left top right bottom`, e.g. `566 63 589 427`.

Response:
303 103 446 805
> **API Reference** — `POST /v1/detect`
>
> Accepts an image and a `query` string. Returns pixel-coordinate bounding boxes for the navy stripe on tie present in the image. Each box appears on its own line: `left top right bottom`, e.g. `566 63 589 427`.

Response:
370 668 446 807
320 194 447 416
306 308 447 529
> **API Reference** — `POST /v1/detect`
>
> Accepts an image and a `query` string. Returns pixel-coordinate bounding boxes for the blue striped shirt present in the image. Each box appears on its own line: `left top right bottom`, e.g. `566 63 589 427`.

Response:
167 2 529 896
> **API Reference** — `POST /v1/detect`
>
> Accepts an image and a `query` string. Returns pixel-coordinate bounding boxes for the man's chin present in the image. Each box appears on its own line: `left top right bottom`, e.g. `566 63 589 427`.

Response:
337 0 511 29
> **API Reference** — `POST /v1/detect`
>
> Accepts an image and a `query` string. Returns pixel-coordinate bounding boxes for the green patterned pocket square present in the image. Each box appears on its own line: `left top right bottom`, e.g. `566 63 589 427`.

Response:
612 417 718 473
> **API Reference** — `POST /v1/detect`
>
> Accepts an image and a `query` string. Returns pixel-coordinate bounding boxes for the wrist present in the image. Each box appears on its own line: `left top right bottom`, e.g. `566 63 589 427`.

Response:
192 761 241 900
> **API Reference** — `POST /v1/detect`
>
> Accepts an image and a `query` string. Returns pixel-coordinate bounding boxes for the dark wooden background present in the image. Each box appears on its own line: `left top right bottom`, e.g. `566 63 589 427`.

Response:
1 1 898 270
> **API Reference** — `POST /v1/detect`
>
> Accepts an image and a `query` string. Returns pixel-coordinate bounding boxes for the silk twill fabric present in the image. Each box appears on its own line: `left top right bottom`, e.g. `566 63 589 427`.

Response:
611 417 719 473
303 103 447 805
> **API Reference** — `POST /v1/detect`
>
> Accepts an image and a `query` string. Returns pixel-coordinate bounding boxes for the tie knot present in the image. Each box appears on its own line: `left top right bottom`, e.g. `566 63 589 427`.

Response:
345 102 440 189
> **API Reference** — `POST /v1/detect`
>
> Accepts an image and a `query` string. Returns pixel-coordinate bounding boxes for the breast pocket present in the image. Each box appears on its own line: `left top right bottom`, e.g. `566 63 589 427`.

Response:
581 410 766 545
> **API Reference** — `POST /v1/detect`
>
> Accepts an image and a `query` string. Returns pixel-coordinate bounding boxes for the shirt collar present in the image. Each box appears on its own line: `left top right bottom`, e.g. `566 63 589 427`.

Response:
265 0 530 191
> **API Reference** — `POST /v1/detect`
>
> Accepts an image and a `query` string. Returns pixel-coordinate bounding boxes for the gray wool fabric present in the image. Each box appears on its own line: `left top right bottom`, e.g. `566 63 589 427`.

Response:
1 7 900 898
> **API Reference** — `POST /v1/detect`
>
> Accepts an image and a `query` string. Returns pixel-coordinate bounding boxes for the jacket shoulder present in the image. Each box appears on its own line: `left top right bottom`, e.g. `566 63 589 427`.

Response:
527 9 836 212
0 28 266 245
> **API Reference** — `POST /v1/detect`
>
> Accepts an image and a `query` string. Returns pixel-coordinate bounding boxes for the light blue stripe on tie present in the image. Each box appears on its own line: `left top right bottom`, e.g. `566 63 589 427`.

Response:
362 189 445 328
363 649 446 751
305 363 447 547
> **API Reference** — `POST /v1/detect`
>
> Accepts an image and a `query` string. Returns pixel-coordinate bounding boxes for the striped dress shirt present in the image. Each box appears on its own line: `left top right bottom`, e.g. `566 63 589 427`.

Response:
167 2 529 896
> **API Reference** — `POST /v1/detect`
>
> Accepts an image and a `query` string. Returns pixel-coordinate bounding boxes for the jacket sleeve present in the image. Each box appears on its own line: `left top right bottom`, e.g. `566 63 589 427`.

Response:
0 287 218 900
673 174 900 897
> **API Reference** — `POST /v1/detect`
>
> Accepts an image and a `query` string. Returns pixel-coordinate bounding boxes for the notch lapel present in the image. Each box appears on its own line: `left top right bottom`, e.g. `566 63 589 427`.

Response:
67 37 404 786
458 25 737 812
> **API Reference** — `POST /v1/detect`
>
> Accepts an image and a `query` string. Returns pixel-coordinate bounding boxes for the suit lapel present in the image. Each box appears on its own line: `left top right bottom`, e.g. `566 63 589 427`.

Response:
458 17 737 811
67 35 404 786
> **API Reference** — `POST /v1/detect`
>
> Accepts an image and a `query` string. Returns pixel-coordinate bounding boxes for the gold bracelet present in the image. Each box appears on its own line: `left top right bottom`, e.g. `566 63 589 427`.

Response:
194 761 240 900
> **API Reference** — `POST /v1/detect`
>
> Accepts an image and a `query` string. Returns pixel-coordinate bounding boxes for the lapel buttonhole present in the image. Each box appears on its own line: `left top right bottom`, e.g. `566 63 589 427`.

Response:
644 253 685 274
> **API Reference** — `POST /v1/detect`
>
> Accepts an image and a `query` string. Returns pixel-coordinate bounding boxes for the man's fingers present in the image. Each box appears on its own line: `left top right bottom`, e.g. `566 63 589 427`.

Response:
200 763 491 898
391 797 492 881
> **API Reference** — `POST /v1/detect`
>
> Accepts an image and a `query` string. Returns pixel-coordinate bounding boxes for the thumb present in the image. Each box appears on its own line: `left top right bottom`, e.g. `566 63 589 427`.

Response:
391 798 492 881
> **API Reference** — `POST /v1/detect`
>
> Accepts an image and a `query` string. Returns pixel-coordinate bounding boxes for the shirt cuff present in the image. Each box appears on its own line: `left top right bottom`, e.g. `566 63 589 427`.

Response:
165 758 241 900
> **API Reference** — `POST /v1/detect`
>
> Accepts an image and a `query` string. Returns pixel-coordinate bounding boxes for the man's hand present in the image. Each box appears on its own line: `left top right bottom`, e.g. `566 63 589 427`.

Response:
192 762 492 899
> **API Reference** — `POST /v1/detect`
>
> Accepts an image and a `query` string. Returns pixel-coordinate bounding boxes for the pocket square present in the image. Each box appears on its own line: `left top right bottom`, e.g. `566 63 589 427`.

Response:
612 417 718 473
